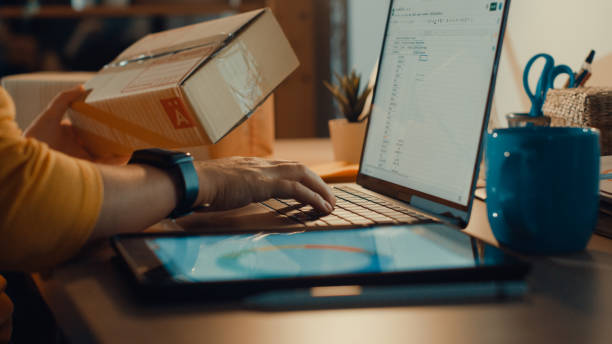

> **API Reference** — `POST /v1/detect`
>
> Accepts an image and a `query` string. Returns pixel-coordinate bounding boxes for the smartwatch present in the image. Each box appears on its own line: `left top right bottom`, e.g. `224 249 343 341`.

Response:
129 149 199 219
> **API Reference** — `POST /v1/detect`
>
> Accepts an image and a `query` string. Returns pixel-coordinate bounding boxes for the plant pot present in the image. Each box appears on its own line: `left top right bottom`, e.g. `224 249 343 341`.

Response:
328 118 368 164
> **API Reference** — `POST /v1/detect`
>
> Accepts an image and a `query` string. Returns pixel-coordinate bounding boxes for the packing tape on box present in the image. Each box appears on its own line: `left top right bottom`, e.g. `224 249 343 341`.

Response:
215 41 264 114
106 35 227 69
71 101 182 148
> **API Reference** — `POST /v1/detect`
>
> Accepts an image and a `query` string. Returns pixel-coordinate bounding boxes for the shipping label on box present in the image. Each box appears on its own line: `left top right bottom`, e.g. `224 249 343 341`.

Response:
69 8 298 155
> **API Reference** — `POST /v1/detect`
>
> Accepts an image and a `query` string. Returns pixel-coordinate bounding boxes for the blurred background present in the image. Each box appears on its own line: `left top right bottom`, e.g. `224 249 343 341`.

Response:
1 0 611 138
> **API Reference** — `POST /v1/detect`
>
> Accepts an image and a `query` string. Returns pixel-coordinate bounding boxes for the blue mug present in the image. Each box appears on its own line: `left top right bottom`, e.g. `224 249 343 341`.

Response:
486 127 600 254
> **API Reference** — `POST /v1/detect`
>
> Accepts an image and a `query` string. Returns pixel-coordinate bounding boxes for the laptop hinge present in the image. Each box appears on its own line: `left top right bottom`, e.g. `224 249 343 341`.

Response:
396 192 412 204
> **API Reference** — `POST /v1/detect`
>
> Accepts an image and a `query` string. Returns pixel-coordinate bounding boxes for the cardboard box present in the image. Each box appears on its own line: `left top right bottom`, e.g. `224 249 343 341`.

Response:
69 8 298 155
2 72 276 159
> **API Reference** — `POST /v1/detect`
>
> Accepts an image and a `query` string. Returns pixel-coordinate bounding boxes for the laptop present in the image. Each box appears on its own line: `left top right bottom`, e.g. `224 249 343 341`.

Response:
178 0 510 232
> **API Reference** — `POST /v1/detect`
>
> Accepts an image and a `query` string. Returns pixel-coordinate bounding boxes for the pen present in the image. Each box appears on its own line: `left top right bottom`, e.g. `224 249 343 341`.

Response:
573 50 595 88
244 282 527 310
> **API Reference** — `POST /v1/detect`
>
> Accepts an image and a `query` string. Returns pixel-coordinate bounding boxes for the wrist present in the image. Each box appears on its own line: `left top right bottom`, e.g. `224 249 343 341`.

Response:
193 161 217 208
129 149 199 218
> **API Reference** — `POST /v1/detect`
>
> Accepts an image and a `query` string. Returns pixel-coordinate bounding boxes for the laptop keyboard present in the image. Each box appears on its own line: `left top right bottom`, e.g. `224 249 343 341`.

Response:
261 186 431 228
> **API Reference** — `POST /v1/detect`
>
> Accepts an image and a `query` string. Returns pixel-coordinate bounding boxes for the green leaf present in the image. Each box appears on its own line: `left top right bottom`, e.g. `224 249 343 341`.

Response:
325 68 376 122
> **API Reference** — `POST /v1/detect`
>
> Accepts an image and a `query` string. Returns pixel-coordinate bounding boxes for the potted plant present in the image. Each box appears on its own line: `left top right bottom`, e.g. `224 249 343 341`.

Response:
324 69 373 164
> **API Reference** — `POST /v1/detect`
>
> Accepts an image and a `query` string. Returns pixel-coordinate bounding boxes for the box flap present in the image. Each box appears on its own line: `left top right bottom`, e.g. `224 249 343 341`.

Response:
112 9 265 65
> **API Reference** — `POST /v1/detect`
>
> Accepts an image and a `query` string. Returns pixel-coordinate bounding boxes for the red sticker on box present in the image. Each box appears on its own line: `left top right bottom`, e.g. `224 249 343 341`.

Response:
161 97 195 129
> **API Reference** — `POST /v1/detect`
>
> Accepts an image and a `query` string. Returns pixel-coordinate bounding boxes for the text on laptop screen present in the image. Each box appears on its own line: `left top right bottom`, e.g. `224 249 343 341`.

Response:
361 0 505 206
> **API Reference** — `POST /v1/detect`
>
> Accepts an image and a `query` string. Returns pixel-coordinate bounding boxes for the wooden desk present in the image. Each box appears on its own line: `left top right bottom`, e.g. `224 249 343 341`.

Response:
34 139 612 344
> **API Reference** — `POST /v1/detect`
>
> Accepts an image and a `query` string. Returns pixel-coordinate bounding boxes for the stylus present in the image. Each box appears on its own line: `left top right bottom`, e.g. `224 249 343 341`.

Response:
243 281 527 310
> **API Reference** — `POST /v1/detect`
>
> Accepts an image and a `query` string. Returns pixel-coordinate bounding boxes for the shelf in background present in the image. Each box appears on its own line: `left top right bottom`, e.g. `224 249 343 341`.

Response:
0 1 264 18
0 0 322 139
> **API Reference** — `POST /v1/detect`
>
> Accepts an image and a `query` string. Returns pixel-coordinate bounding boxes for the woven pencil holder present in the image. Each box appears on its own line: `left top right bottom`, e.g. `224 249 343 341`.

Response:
543 87 612 155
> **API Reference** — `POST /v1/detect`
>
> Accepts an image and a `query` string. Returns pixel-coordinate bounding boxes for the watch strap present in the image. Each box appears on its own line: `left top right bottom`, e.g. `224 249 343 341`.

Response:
169 158 199 218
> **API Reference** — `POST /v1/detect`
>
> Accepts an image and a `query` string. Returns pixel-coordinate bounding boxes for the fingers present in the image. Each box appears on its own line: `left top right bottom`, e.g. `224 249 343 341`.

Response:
25 85 88 138
44 85 88 120
300 167 336 207
248 159 335 207
196 157 335 214
266 159 299 165
273 163 336 208
274 179 333 213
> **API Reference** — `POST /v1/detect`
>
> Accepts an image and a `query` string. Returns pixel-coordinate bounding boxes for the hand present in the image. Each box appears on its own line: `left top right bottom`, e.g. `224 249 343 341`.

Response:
194 157 336 214
24 85 131 165
0 276 13 344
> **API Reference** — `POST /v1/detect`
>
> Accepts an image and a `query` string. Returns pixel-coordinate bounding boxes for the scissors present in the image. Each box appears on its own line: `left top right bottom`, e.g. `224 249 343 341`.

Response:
523 53 575 117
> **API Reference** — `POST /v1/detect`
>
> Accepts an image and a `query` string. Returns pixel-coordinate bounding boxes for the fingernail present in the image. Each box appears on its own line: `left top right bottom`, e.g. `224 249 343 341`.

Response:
325 201 333 213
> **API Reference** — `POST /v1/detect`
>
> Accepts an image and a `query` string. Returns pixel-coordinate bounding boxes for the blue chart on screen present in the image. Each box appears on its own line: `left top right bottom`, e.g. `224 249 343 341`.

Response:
145 226 483 283
216 243 384 277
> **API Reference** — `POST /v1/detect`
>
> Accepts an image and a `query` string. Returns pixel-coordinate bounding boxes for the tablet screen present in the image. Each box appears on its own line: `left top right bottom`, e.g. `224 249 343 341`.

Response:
143 225 511 283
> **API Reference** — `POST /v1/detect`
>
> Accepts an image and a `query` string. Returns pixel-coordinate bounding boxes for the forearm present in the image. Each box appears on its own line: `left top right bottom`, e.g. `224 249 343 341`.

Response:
91 156 337 239
91 164 180 240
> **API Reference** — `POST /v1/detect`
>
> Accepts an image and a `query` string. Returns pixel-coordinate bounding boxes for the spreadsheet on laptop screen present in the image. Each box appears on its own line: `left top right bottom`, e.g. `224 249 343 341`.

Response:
361 0 505 206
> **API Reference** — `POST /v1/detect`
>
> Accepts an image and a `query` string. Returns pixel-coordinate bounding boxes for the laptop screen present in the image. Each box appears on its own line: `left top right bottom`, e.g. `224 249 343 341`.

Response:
360 0 507 208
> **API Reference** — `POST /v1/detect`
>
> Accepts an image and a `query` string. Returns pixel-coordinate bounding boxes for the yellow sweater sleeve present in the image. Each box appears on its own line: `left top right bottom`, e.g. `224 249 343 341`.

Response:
0 87 103 271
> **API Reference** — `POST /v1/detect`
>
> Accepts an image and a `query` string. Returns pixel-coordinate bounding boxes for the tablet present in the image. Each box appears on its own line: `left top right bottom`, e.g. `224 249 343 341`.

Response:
112 224 529 300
